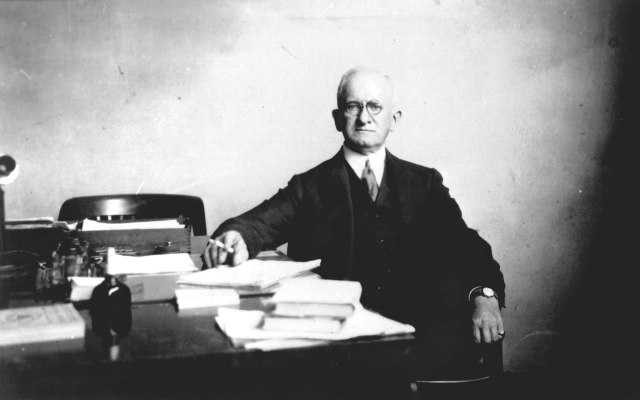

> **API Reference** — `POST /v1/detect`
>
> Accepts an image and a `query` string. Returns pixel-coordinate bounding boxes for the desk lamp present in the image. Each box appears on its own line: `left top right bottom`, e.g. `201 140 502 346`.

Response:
0 154 19 261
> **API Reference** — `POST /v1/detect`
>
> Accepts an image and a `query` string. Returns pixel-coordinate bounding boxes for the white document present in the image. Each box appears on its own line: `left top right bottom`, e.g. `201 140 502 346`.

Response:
215 305 415 345
271 278 362 304
176 258 321 290
106 248 198 275
81 218 185 231
175 286 240 309
243 339 330 351
5 217 77 230
69 276 104 302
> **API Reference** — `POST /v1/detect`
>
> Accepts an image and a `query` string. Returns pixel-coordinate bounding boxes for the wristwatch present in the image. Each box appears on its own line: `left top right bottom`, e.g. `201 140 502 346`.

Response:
471 287 497 301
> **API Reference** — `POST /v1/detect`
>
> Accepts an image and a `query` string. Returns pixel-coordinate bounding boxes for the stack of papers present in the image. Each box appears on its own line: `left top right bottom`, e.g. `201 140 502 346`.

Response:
5 217 77 230
262 279 362 334
0 304 85 347
176 258 321 291
270 279 362 318
106 248 198 275
66 248 200 303
81 218 185 231
213 277 415 351
175 285 240 310
215 305 415 350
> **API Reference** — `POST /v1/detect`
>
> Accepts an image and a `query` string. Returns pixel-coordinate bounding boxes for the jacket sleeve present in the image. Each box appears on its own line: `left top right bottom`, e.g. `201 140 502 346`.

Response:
212 175 304 259
427 169 506 308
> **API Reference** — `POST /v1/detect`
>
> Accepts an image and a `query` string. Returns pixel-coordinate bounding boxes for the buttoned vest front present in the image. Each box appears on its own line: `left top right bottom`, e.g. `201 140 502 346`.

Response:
346 165 404 318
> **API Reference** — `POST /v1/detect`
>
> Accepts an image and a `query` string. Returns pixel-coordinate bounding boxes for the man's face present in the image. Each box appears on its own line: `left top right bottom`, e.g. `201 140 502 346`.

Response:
332 72 401 155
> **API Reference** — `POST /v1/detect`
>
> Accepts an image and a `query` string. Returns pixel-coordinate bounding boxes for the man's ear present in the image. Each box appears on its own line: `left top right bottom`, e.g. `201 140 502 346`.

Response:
390 110 402 132
332 109 344 132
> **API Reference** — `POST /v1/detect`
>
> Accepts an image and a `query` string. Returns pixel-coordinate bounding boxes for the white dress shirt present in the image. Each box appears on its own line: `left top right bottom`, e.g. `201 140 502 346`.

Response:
342 144 386 186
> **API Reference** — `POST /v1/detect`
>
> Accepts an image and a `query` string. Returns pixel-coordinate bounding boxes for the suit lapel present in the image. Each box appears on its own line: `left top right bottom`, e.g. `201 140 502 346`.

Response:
385 150 416 230
314 149 417 275
317 150 354 275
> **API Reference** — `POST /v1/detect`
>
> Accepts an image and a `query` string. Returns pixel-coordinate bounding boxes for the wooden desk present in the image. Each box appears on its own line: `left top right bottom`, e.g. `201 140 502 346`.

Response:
0 237 417 399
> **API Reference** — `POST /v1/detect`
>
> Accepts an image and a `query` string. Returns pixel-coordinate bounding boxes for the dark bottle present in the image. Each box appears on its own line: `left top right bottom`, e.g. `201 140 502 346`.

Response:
89 276 132 341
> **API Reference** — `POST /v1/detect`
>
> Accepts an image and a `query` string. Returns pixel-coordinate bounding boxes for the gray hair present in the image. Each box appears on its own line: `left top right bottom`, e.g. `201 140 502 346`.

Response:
336 67 397 108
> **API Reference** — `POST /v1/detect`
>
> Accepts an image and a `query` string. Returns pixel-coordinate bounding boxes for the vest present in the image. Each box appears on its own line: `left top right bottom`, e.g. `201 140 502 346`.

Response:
346 164 404 318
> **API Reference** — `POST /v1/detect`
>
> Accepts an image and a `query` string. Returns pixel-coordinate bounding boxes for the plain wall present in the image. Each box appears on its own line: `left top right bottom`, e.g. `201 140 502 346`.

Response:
1 0 637 375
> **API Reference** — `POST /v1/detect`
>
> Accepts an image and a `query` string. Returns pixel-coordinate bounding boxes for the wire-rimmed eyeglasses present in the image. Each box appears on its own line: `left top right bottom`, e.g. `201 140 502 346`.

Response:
343 101 384 117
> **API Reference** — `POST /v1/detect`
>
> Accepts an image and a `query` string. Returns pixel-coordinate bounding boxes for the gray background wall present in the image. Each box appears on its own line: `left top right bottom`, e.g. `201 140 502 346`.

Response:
1 0 637 376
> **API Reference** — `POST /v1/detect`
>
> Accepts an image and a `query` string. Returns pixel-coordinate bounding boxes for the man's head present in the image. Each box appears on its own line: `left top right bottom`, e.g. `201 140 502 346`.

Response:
332 67 402 155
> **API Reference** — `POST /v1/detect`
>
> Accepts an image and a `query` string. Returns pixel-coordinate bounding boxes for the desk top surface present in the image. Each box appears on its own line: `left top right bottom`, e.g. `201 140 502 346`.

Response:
0 236 415 390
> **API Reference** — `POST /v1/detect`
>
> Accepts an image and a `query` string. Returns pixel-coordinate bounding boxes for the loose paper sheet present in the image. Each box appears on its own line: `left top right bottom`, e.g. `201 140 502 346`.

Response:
106 248 198 275
81 218 185 231
177 258 321 290
215 305 415 344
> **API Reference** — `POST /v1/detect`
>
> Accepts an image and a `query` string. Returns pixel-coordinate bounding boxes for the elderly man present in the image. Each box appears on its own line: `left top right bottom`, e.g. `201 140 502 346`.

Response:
203 67 505 375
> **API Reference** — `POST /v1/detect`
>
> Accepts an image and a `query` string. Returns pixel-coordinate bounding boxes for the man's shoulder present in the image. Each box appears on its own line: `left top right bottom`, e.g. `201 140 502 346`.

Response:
294 151 345 179
387 151 439 176
289 149 442 185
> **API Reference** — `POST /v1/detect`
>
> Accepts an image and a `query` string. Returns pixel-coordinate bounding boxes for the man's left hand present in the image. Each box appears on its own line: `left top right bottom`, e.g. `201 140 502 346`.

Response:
471 296 504 344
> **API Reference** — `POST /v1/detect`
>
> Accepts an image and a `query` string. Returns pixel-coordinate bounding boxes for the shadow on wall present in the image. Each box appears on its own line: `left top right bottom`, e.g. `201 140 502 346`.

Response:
553 0 639 388
507 330 561 373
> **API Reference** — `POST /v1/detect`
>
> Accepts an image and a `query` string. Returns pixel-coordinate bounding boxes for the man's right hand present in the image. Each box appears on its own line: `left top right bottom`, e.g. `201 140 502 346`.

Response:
201 230 249 268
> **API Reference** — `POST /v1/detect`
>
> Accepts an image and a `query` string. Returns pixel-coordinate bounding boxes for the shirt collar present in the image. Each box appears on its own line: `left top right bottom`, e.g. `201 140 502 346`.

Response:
342 144 386 186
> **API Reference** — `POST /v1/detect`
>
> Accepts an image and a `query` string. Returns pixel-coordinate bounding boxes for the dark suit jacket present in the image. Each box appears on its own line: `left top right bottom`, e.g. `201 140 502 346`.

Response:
214 149 505 330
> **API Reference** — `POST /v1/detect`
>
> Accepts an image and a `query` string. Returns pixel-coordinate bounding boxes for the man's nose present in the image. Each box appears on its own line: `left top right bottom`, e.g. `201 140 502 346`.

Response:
356 106 371 124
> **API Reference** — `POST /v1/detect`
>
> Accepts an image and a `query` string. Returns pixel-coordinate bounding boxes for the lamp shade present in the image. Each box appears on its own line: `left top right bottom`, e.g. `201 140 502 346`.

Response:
0 154 19 185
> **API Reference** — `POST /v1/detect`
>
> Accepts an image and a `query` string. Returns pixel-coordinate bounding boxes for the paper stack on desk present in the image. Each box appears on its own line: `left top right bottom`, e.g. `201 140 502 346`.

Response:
216 305 415 350
0 303 85 347
261 279 362 334
95 248 198 303
81 218 185 231
214 278 415 351
106 248 198 275
175 285 240 310
5 217 77 230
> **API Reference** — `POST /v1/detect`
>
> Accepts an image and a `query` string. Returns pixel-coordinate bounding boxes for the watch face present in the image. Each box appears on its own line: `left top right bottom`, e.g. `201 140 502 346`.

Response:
482 287 495 297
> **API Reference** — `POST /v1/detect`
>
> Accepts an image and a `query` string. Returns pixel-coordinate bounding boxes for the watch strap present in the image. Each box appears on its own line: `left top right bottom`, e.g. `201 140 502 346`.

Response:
469 286 496 301
468 286 483 301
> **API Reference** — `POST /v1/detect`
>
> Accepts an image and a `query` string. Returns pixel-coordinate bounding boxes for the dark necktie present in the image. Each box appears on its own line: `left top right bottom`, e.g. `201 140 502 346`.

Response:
361 159 379 201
